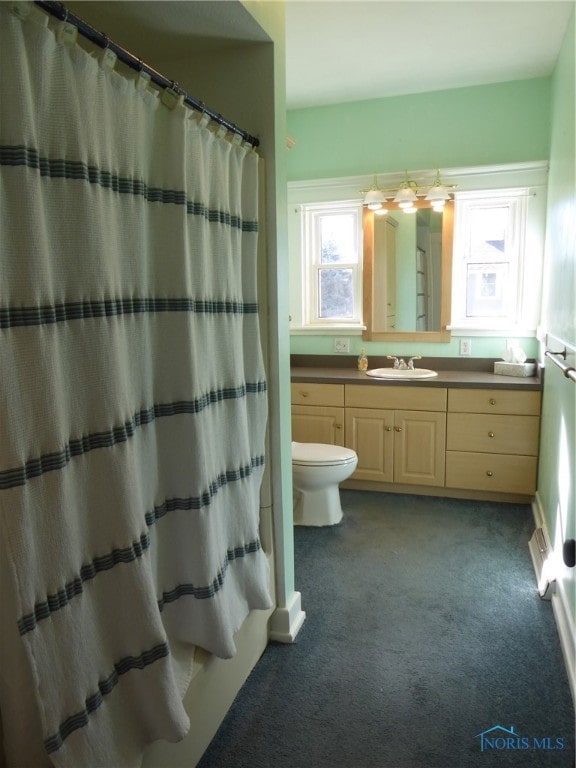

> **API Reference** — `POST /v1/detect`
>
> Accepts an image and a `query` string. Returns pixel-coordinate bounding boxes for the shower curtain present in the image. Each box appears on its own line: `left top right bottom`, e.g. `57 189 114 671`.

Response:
0 5 271 767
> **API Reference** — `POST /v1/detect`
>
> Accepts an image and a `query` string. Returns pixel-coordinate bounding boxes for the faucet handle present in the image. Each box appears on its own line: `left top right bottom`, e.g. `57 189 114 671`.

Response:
408 355 422 370
386 355 400 369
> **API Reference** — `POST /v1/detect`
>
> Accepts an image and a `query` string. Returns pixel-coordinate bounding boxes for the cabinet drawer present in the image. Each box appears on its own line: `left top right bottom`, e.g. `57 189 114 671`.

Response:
345 384 447 411
290 383 344 407
446 451 537 494
447 413 540 456
448 388 541 416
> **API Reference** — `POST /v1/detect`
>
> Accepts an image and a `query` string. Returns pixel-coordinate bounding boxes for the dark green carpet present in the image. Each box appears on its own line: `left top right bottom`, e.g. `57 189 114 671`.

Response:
198 491 575 767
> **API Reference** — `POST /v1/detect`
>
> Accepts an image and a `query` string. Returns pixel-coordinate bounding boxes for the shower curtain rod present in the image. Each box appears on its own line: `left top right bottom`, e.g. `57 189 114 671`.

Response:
33 0 260 149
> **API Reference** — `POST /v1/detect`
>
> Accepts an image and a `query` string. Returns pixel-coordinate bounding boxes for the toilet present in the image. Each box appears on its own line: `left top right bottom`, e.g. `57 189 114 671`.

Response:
291 441 358 526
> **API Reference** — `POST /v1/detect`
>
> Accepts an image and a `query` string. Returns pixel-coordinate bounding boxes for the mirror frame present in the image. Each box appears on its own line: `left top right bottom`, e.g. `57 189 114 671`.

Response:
362 199 453 342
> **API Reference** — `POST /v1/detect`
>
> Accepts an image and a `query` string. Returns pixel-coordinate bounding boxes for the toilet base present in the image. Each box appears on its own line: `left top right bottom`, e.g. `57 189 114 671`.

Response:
293 485 343 527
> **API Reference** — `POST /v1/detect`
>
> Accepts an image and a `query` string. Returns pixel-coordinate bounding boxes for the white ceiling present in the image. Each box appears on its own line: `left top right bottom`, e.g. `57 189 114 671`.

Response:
285 0 574 109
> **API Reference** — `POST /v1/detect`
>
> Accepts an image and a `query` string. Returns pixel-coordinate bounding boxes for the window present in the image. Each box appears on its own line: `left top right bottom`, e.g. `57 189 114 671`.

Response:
451 190 529 331
301 201 363 328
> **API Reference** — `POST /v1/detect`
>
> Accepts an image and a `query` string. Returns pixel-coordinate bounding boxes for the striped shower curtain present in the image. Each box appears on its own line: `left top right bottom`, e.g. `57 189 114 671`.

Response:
0 5 271 767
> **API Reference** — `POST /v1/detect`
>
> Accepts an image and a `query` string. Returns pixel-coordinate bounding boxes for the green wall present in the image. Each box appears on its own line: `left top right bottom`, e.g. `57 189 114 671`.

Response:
287 78 551 181
538 8 575 633
287 77 549 360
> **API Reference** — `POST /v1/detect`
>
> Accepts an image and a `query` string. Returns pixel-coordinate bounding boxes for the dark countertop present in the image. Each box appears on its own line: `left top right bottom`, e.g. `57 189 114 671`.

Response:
290 356 543 391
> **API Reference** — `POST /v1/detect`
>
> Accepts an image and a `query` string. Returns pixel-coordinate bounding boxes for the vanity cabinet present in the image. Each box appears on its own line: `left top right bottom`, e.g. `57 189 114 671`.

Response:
345 385 447 487
290 383 345 446
445 389 541 494
289 378 542 500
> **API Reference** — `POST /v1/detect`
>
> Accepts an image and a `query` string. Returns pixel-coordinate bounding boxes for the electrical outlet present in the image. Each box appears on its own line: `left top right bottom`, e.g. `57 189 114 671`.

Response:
459 338 472 356
333 337 350 354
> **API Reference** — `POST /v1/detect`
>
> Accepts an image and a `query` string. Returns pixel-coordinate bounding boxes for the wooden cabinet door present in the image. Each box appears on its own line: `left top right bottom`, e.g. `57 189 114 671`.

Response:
393 410 446 487
345 407 394 482
291 405 345 446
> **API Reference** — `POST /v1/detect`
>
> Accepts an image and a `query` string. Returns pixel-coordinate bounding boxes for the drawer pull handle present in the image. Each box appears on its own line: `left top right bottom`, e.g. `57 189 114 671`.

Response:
394 426 402 432
489 398 496 405
486 470 494 477
488 431 495 438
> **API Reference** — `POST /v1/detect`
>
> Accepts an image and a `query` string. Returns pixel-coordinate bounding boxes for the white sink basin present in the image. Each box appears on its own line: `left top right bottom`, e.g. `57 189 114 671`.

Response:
366 368 438 380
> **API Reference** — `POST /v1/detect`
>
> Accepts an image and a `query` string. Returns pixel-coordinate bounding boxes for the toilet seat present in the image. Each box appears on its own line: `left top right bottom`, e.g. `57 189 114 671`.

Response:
291 441 357 467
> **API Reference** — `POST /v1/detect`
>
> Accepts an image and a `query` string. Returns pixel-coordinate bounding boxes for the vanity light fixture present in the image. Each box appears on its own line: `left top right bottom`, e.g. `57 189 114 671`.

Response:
425 170 451 212
362 177 388 212
361 169 456 214
393 171 418 208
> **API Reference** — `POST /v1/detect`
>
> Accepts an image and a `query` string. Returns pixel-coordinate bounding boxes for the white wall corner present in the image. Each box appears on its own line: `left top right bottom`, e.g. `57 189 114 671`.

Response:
531 494 576 704
268 590 306 644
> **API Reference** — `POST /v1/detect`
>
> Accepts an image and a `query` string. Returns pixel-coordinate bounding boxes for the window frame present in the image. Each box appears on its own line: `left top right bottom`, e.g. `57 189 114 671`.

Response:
451 188 531 333
301 200 364 329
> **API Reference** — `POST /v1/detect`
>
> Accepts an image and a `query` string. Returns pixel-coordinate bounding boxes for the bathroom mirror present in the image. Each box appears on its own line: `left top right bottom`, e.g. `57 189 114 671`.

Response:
362 200 453 342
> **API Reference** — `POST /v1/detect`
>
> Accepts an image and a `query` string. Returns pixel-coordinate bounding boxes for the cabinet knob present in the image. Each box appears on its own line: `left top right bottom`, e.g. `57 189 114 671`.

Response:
301 391 308 398
489 398 496 405
335 423 342 430
486 470 494 477
385 426 392 432
394 426 402 432
488 431 495 438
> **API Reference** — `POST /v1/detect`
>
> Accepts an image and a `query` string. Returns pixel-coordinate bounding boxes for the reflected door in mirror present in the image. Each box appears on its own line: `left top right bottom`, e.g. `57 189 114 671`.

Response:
372 216 398 330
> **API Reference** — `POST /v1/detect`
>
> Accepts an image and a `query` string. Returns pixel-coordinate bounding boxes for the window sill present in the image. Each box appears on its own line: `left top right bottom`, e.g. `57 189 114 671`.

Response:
290 325 366 335
448 326 538 338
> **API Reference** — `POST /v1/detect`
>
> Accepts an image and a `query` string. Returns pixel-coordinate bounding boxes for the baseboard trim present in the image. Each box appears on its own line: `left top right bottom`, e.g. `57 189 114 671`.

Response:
551 582 576 705
343 479 533 504
532 494 576 704
268 590 306 644
531 492 546 530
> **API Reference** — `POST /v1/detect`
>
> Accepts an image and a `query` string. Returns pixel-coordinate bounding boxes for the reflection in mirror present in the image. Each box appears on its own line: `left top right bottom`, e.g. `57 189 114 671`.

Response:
363 200 453 342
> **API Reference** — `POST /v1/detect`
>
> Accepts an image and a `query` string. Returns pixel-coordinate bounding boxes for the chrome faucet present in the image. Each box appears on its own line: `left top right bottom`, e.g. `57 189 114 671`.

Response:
387 355 422 370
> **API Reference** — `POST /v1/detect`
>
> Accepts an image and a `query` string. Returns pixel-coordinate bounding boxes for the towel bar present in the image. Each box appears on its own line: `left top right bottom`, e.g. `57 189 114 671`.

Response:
544 349 576 383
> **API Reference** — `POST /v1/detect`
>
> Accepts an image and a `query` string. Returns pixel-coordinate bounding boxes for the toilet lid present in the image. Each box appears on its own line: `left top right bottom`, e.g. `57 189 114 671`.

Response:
291 441 357 466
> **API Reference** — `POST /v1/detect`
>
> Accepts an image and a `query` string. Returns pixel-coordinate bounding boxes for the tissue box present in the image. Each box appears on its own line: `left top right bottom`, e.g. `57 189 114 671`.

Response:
494 361 536 377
